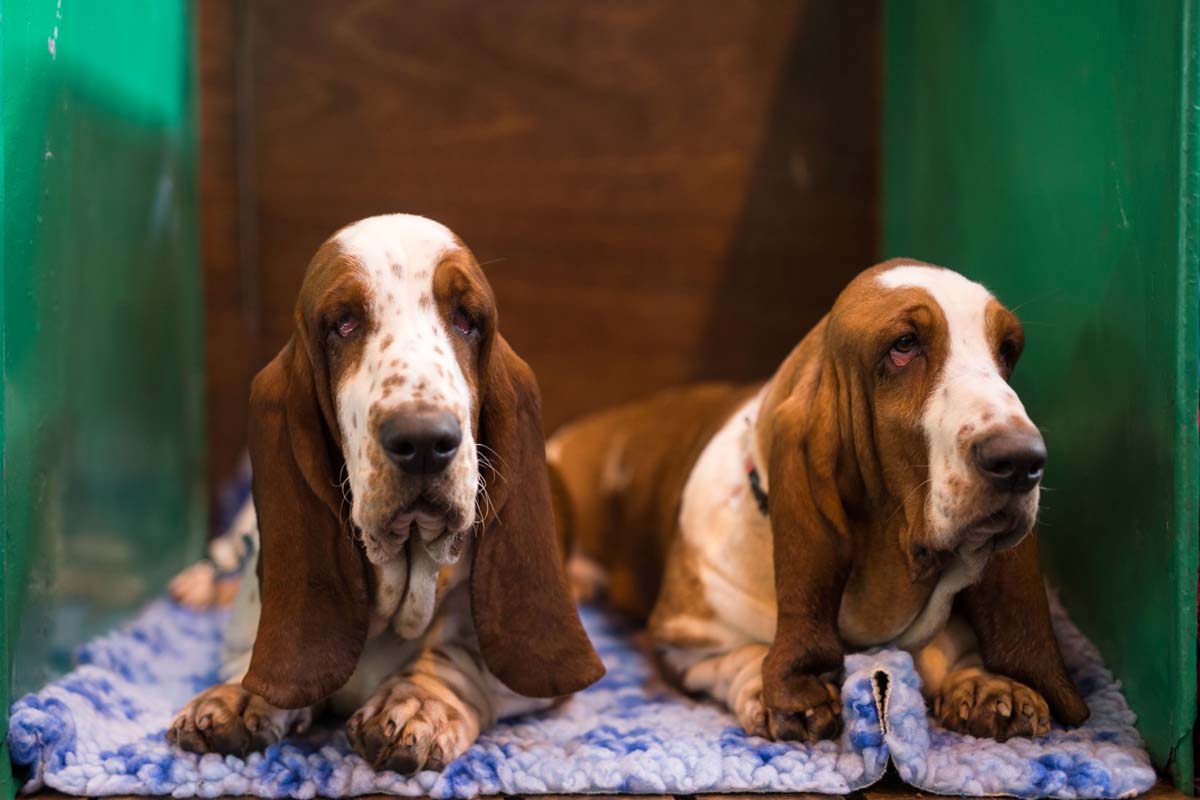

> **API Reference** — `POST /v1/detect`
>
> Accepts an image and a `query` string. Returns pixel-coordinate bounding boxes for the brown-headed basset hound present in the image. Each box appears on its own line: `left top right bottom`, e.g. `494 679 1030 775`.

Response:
167 215 603 772
549 260 1090 743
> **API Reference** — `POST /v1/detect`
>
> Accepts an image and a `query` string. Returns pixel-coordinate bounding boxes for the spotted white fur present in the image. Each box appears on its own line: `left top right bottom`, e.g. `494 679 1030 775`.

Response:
334 215 478 540
171 215 552 769
332 214 481 636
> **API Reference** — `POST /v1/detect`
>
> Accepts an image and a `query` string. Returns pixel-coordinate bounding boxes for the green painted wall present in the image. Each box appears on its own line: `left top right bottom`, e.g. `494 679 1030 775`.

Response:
0 2 205 797
885 0 1199 789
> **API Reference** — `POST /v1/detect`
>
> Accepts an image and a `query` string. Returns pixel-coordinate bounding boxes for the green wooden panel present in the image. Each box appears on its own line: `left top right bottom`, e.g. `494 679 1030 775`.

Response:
885 0 1199 789
0 2 205 797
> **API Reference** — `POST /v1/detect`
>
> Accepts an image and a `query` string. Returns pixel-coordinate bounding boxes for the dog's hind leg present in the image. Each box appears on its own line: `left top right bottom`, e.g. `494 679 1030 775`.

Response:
659 642 771 737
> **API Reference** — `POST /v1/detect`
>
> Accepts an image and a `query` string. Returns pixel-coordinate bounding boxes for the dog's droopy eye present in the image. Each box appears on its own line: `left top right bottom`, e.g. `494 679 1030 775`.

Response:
335 313 360 338
890 333 921 368
452 307 476 337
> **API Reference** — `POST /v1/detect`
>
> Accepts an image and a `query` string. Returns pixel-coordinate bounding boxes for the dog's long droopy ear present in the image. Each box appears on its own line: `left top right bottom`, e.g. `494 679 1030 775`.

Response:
241 339 370 709
472 335 605 697
758 324 854 720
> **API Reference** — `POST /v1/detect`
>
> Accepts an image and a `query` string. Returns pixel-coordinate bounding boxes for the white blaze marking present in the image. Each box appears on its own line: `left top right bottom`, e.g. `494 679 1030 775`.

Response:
876 264 1034 548
333 214 479 633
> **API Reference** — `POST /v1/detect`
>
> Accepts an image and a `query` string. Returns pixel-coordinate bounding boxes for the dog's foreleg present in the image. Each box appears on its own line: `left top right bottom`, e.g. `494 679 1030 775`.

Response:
347 590 555 774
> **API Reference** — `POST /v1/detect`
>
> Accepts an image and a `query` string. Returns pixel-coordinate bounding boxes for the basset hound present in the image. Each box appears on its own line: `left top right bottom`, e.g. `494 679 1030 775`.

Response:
549 260 1090 743
167 214 603 772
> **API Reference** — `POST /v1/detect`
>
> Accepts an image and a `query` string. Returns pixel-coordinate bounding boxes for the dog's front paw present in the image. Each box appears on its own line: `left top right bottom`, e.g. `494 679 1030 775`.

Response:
348 680 478 774
933 667 1050 740
167 684 308 755
765 675 842 743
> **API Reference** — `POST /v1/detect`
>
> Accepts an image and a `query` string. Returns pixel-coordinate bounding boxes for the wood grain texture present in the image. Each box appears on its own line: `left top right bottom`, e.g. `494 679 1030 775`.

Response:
200 0 881 478
198 0 255 505
242 0 879 434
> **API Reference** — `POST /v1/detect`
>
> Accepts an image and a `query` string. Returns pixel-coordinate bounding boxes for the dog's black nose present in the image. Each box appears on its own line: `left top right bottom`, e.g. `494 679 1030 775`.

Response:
380 412 462 475
973 431 1046 493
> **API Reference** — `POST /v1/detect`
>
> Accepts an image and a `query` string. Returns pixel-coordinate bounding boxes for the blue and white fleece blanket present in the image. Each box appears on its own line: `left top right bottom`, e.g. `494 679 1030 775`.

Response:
8 593 1155 799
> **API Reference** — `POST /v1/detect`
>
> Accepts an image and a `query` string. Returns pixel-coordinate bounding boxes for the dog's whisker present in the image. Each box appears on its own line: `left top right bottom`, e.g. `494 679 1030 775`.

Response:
333 461 354 535
477 441 506 472
477 443 510 482
474 469 497 525
885 477 933 526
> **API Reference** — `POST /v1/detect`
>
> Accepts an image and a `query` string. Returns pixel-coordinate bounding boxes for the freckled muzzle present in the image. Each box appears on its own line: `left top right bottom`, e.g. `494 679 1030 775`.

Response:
352 401 477 567
924 413 1046 559
948 425 1044 555
355 405 476 637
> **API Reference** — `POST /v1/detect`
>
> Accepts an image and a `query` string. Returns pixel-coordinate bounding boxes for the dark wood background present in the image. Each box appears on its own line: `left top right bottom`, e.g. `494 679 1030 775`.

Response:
199 0 882 505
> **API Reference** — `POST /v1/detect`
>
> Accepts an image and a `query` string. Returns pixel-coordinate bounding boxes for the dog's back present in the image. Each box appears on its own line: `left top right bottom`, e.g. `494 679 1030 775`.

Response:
548 382 758 619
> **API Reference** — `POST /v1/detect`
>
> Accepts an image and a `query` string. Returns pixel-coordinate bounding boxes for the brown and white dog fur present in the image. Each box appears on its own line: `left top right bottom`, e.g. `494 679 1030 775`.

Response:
549 260 1089 743
167 215 603 772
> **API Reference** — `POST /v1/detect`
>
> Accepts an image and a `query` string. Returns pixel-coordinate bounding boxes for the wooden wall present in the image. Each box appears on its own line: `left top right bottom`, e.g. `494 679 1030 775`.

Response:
199 0 882 502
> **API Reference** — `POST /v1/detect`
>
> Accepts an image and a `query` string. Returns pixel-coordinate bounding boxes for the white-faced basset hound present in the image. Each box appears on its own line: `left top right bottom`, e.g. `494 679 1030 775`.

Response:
167 214 603 772
548 260 1090 743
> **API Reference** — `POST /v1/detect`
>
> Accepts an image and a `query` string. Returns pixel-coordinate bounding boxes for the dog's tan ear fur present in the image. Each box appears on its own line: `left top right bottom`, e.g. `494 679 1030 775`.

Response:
756 321 854 719
241 338 370 710
472 335 605 697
